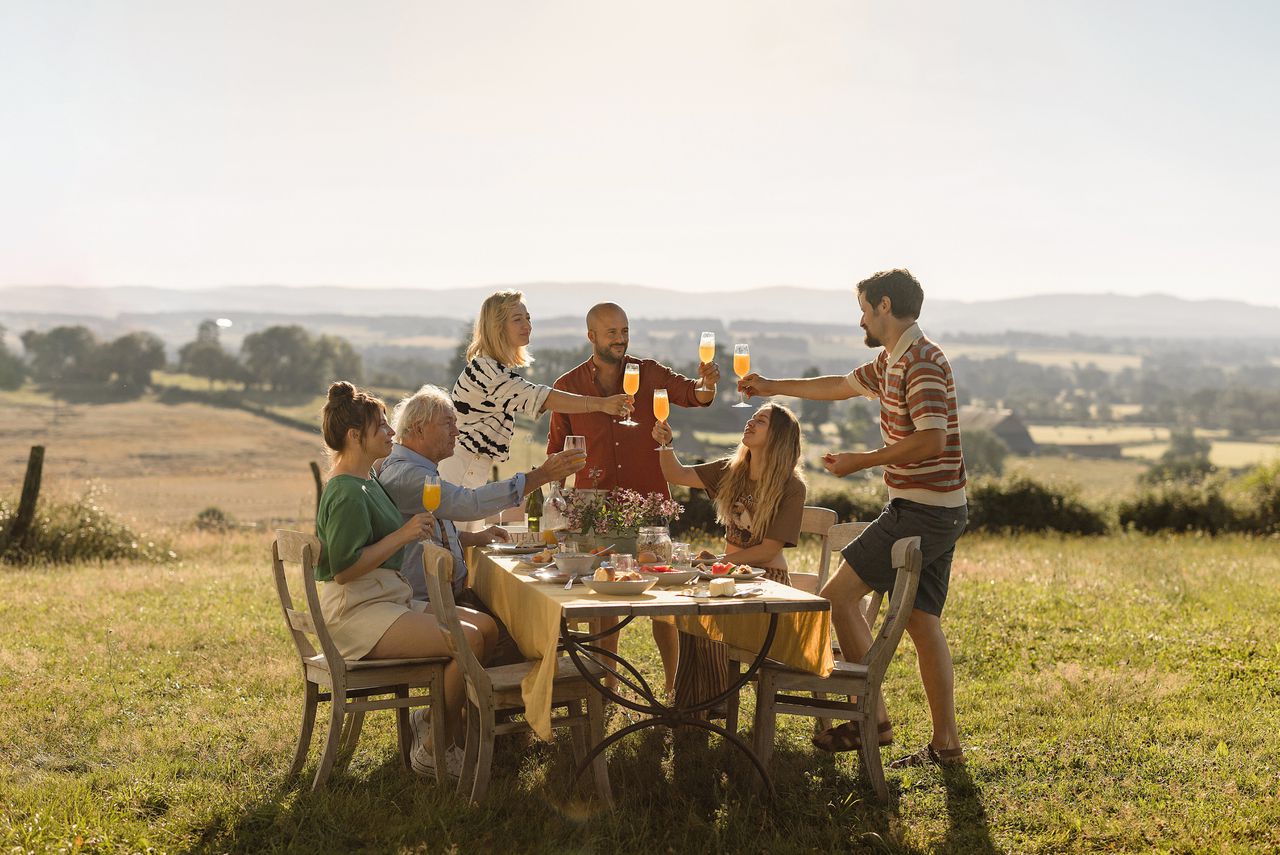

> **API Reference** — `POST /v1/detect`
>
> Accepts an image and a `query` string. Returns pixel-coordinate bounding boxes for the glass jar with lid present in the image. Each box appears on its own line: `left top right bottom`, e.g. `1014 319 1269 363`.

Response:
635 526 673 564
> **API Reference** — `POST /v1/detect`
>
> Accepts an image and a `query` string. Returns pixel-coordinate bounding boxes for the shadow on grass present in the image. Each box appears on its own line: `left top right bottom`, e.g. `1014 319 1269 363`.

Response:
188 721 934 854
938 763 998 854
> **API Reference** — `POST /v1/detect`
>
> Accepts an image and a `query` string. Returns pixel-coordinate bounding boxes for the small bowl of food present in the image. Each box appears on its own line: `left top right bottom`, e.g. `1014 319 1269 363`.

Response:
582 576 657 596
639 565 701 587
553 552 600 575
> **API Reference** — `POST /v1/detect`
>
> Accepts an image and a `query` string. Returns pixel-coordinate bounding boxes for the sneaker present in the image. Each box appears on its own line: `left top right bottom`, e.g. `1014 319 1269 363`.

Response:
409 708 439 779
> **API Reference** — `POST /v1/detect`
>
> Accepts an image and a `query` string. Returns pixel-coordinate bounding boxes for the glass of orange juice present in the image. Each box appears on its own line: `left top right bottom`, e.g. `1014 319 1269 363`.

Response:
421 474 441 511
733 343 752 407
619 363 640 426
653 389 671 450
699 331 715 365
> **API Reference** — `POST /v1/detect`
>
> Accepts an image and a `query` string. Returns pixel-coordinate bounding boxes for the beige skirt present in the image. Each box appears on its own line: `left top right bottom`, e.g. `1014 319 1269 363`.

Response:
318 567 428 661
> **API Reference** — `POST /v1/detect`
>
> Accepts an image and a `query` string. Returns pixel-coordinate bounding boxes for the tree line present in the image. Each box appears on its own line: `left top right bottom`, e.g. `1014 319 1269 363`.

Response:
0 321 363 394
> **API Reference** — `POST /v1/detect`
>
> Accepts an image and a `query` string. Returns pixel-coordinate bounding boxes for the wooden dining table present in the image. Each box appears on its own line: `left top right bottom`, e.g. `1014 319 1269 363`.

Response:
468 548 835 797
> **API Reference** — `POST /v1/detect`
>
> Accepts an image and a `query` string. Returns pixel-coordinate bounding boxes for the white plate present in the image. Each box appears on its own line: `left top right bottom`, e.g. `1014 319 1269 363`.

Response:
679 583 766 600
639 568 700 587
530 568 583 585
486 544 543 555
697 567 765 581
582 578 657 596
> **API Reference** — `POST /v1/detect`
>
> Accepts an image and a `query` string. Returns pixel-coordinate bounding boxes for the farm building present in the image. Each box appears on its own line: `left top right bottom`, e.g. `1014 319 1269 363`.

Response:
958 406 1038 455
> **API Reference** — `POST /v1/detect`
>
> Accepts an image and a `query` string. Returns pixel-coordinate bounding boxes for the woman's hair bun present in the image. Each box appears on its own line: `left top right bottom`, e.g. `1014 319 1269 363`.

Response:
327 381 356 402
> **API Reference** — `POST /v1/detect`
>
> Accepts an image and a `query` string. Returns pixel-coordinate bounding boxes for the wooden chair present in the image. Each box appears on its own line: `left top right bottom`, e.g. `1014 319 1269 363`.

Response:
271 530 451 790
420 542 613 806
751 535 922 801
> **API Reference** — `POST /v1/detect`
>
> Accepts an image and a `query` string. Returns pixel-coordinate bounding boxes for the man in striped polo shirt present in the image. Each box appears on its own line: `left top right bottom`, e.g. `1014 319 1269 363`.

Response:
738 269 968 768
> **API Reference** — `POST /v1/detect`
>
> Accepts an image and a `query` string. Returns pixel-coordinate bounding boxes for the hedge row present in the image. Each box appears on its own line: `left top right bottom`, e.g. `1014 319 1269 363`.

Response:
673 462 1280 537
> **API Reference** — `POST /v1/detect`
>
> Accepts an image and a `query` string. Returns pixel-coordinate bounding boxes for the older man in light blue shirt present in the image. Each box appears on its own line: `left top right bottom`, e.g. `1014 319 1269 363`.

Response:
377 384 586 601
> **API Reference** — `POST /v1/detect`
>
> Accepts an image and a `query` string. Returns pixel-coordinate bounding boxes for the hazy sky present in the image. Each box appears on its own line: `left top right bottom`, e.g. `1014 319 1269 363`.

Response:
3 1 1278 304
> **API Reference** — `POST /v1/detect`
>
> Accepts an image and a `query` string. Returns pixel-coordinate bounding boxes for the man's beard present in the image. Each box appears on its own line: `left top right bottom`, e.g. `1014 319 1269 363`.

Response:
862 328 881 348
595 343 626 364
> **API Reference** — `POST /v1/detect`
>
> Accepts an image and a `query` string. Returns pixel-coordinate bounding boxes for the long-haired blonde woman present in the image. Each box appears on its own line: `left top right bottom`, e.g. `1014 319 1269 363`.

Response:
443 290 631 531
652 402 807 709
315 381 497 779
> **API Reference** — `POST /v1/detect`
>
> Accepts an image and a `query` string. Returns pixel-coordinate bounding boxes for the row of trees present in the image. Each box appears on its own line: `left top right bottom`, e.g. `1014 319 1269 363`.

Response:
0 321 363 394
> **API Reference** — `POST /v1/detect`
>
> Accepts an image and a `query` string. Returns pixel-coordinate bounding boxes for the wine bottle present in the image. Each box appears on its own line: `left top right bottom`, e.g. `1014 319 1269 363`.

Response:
525 485 544 533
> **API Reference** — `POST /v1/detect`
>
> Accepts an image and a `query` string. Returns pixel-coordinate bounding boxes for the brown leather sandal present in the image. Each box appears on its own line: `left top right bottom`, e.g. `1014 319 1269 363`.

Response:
811 720 893 753
887 743 965 769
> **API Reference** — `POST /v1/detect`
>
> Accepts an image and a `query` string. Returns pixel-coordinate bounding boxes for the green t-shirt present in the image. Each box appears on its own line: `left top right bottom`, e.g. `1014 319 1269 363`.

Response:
315 475 406 582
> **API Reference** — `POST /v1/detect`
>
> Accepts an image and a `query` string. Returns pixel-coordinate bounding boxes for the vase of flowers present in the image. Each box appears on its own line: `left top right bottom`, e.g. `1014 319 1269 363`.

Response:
561 487 683 556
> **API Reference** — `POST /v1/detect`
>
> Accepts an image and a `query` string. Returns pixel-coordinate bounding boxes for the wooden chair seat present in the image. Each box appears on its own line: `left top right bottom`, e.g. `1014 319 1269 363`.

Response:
273 530 451 790
483 655 602 695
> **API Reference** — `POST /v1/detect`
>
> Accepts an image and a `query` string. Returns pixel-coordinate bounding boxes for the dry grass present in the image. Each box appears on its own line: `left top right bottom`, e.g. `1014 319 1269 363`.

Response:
2 389 320 528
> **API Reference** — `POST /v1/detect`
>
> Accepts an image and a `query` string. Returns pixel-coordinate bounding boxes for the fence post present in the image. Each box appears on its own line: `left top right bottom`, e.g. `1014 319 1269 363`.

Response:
309 461 323 516
3 445 44 556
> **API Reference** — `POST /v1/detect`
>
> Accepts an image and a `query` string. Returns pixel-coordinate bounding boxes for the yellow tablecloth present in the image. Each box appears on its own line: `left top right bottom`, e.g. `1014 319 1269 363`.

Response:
469 550 834 740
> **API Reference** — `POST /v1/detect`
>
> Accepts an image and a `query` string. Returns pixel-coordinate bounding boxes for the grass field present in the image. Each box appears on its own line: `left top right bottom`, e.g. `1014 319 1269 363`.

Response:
0 389 321 528
1122 441 1280 469
8 386 1280 851
3 530 1278 853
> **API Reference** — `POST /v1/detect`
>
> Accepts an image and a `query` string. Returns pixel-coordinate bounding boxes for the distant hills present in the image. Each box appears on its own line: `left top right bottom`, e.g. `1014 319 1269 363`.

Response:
2 283 1279 341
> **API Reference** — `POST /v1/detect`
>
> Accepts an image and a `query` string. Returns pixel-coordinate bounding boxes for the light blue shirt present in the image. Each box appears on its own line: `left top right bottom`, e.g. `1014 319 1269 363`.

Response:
377 443 526 600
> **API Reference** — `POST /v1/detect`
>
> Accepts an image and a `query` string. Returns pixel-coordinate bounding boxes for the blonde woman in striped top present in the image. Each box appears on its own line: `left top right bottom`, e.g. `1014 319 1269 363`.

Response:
442 290 631 530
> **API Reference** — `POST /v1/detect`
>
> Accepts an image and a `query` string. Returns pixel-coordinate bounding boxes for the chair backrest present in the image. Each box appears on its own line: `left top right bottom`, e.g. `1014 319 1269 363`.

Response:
420 542 492 699
821 521 870 590
860 536 922 682
802 505 838 574
272 529 344 669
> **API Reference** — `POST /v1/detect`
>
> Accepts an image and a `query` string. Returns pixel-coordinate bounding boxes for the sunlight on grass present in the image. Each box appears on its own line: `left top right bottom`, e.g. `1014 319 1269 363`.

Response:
3 530 1279 852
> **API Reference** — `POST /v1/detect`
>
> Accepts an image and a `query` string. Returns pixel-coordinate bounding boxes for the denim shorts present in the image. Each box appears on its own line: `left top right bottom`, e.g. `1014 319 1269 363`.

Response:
840 499 968 617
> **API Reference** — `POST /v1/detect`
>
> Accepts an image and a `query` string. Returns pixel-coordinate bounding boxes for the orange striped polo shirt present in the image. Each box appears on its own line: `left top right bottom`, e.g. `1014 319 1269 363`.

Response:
845 324 967 507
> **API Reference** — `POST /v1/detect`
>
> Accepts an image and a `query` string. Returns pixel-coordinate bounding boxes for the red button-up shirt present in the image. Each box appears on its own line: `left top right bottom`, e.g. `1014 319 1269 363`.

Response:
547 356 710 499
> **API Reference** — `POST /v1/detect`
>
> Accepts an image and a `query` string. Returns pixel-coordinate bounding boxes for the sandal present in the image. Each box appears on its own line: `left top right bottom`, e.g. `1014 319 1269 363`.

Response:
811 720 893 753
887 743 965 769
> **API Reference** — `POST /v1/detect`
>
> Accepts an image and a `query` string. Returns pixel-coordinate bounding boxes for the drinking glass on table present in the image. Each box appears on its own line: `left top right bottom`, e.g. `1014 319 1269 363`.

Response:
619 363 640 426
733 343 752 407
611 554 636 578
652 389 671 450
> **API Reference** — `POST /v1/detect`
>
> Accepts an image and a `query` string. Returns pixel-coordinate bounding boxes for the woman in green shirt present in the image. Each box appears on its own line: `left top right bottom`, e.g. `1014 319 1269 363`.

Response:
316 381 496 779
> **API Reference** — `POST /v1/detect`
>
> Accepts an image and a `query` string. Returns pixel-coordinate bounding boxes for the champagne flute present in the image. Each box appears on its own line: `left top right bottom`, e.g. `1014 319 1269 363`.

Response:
733 343 752 407
619 363 640 426
699 331 715 365
421 474 441 512
421 474 441 543
653 389 671 450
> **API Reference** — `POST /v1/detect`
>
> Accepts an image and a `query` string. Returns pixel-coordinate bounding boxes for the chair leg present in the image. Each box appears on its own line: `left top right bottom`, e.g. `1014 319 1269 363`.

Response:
467 700 497 804
585 690 613 809
395 686 412 772
312 688 346 791
752 670 777 770
858 701 888 802
459 699 481 795
431 676 449 786
566 699 587 770
337 709 365 773
815 691 831 735
725 658 741 734
288 680 319 779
